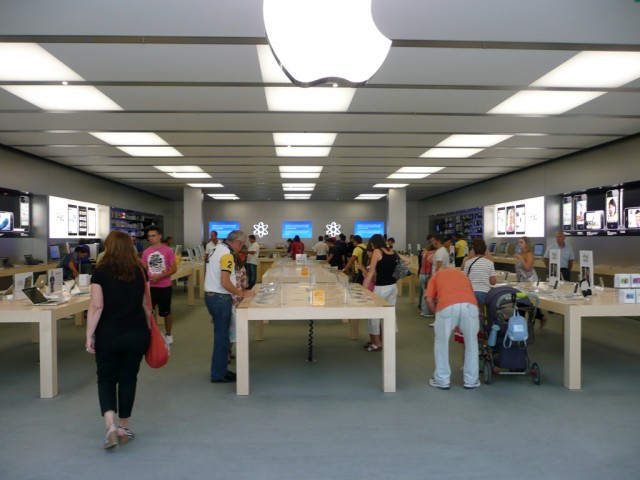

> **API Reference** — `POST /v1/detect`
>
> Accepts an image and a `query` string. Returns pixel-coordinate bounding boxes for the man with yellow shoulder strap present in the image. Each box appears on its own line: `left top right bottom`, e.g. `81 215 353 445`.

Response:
341 235 367 284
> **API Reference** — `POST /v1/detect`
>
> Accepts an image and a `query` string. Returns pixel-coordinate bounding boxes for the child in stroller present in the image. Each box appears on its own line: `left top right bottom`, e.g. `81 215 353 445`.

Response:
481 286 541 385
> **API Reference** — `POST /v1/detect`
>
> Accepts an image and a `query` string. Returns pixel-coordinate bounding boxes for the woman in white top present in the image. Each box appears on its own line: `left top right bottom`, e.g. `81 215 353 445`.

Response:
514 236 537 282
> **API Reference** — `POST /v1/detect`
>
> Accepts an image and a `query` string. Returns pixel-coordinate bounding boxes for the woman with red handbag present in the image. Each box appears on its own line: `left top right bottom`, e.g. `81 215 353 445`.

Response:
86 231 151 449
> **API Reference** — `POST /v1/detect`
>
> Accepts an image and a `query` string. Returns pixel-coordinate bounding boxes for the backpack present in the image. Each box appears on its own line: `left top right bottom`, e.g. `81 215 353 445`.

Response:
503 306 528 348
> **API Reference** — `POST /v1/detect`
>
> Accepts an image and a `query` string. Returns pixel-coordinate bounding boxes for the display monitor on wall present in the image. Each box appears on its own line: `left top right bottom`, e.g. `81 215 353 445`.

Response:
49 245 61 260
488 196 545 238
208 221 240 240
354 221 385 238
0 187 30 237
282 221 312 239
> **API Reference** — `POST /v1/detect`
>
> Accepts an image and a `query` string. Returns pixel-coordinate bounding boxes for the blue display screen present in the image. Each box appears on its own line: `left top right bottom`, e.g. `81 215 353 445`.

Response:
282 221 312 239
354 221 385 238
208 221 240 240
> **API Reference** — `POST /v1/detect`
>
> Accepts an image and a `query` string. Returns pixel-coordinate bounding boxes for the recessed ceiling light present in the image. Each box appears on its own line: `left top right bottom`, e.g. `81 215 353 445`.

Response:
355 194 386 200
118 146 183 157
264 86 356 111
166 172 211 179
256 45 291 83
273 132 337 146
90 132 169 146
276 146 332 157
3 85 123 111
187 183 224 188
420 148 484 158
155 166 204 173
279 166 323 173
387 173 430 179
284 194 311 199
208 194 240 200
434 134 513 148
488 90 605 115
532 51 640 88
283 183 316 191
280 172 321 179
373 184 409 188
0 43 83 81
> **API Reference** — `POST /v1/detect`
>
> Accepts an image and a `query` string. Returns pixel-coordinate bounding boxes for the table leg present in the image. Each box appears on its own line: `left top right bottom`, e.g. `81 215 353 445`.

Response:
397 277 404 297
408 275 416 303
255 320 264 341
236 309 250 395
349 319 359 339
39 317 57 398
199 267 205 297
564 309 582 390
187 273 195 305
74 312 84 326
382 309 396 393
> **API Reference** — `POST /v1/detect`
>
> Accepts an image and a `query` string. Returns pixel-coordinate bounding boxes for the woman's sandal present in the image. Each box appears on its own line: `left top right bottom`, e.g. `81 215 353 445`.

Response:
366 344 382 352
117 426 135 445
103 426 118 450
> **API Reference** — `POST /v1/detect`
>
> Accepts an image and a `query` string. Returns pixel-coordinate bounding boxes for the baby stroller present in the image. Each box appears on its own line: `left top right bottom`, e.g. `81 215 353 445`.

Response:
481 286 541 385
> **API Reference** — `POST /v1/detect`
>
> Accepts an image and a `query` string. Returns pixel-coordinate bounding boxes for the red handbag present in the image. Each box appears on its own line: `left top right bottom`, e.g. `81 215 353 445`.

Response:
140 267 169 368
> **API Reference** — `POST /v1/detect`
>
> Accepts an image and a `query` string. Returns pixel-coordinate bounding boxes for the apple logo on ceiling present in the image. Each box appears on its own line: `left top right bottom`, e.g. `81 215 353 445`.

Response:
263 0 392 88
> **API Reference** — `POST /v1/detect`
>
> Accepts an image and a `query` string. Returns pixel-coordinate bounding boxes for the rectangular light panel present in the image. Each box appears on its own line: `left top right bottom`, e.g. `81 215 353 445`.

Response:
3 85 123 111
118 146 183 157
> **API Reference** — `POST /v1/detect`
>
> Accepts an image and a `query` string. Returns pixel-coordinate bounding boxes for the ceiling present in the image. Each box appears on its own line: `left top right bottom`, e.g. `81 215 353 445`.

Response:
1 0 639 202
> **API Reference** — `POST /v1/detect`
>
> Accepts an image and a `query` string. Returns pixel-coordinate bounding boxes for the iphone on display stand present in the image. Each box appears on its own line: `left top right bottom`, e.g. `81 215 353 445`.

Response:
605 189 622 230
68 204 78 236
562 196 573 231
497 207 506 234
78 206 87 236
574 194 587 230
515 203 526 234
624 207 640 229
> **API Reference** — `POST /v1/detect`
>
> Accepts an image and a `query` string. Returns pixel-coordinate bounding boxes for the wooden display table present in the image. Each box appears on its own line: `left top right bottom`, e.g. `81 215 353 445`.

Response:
0 295 90 398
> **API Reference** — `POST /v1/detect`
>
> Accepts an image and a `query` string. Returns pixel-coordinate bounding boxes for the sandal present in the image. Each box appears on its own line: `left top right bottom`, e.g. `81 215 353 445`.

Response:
117 426 135 445
366 344 382 352
363 342 373 349
103 426 118 450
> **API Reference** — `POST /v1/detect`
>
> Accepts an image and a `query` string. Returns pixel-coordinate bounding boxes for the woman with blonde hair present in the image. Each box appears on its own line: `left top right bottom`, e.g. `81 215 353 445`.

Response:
514 236 537 282
86 231 151 449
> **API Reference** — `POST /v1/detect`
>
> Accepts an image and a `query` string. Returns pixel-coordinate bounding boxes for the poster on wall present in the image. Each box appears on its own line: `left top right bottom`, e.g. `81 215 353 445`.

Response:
49 196 102 239
354 221 385 238
563 181 640 236
208 221 240 240
487 196 545 238
282 221 313 239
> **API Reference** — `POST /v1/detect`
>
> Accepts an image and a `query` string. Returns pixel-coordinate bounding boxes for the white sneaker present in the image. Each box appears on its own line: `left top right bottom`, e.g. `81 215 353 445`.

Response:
165 334 173 345
429 378 450 390
463 380 481 389
428 322 435 327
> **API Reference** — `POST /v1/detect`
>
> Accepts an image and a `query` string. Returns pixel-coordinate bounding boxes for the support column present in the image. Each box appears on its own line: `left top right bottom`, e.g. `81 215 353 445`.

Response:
387 188 407 251
183 187 203 248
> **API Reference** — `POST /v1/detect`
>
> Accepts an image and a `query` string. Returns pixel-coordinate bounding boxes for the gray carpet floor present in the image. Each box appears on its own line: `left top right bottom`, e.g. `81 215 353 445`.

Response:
1 287 639 480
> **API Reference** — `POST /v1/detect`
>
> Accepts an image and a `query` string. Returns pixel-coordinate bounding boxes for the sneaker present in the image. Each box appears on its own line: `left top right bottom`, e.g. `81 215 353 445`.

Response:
429 378 450 390
165 334 173 345
428 322 435 327
463 380 481 389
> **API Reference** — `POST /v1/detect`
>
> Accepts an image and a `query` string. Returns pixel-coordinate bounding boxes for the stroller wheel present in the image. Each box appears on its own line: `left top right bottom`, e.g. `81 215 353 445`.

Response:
531 362 541 385
483 360 492 385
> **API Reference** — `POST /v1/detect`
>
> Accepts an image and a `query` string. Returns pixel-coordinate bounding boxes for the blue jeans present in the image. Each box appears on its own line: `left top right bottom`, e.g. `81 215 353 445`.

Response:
205 292 233 381
419 274 431 315
246 263 257 290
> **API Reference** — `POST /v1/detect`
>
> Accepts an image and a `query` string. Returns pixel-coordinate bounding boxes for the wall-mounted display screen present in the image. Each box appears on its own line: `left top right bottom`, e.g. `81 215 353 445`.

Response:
49 196 102 239
0 187 31 237
562 181 640 236
488 196 544 238
208 221 240 240
354 221 385 238
282 221 312 239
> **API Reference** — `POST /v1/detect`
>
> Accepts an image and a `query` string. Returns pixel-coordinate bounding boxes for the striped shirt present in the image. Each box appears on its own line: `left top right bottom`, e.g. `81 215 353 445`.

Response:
463 256 495 293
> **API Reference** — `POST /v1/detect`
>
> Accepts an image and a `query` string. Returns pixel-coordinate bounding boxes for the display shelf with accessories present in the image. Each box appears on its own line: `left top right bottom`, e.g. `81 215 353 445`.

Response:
110 207 163 238
432 208 483 240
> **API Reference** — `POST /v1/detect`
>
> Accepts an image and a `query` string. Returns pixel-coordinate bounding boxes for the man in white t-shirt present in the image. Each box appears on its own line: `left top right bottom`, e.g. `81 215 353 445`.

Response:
205 230 218 254
312 235 329 261
246 234 260 289
432 235 452 273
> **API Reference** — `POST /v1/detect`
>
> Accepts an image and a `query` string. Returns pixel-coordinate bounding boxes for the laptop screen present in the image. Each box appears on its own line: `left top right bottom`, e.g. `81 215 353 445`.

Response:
533 243 544 256
22 287 47 304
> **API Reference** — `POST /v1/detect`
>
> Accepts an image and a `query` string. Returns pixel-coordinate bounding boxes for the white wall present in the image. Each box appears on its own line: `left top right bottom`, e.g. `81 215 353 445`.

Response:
417 135 640 266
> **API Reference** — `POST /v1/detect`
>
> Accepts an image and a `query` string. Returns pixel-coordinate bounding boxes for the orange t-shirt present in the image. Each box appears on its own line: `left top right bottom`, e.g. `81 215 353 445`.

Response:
425 269 477 312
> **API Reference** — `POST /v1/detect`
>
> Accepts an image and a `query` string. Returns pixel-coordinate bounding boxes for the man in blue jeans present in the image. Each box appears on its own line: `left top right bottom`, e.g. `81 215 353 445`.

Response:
204 230 255 383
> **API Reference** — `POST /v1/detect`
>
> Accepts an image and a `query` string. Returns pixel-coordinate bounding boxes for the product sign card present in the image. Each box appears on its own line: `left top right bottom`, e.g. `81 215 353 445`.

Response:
579 250 594 289
548 248 560 285
47 268 63 293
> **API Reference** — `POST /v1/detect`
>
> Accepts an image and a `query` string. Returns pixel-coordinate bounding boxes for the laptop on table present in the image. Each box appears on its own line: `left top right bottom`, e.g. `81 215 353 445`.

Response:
22 287 68 306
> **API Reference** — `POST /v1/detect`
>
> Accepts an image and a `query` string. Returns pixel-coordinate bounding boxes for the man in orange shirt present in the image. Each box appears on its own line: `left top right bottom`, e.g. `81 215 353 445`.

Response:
425 269 480 389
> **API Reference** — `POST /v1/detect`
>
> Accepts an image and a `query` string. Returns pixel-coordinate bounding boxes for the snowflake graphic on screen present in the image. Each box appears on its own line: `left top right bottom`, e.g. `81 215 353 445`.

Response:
325 222 341 237
253 222 269 238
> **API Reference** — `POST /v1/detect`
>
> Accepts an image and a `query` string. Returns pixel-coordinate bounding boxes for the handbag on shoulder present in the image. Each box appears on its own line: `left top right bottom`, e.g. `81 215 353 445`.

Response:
140 267 169 368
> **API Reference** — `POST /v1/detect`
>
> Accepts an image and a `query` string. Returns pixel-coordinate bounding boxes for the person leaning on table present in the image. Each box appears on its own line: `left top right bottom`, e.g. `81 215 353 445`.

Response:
85 230 151 449
204 229 255 383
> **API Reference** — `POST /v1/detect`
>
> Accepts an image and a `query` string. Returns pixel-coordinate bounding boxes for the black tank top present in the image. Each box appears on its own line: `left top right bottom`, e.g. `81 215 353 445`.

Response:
375 249 396 286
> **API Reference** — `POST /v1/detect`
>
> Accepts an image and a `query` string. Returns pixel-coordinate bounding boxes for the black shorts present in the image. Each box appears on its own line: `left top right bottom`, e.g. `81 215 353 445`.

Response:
150 286 172 317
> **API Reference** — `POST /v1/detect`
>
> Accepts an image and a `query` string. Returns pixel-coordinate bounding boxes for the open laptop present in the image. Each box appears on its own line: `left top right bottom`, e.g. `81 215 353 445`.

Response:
22 287 68 306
